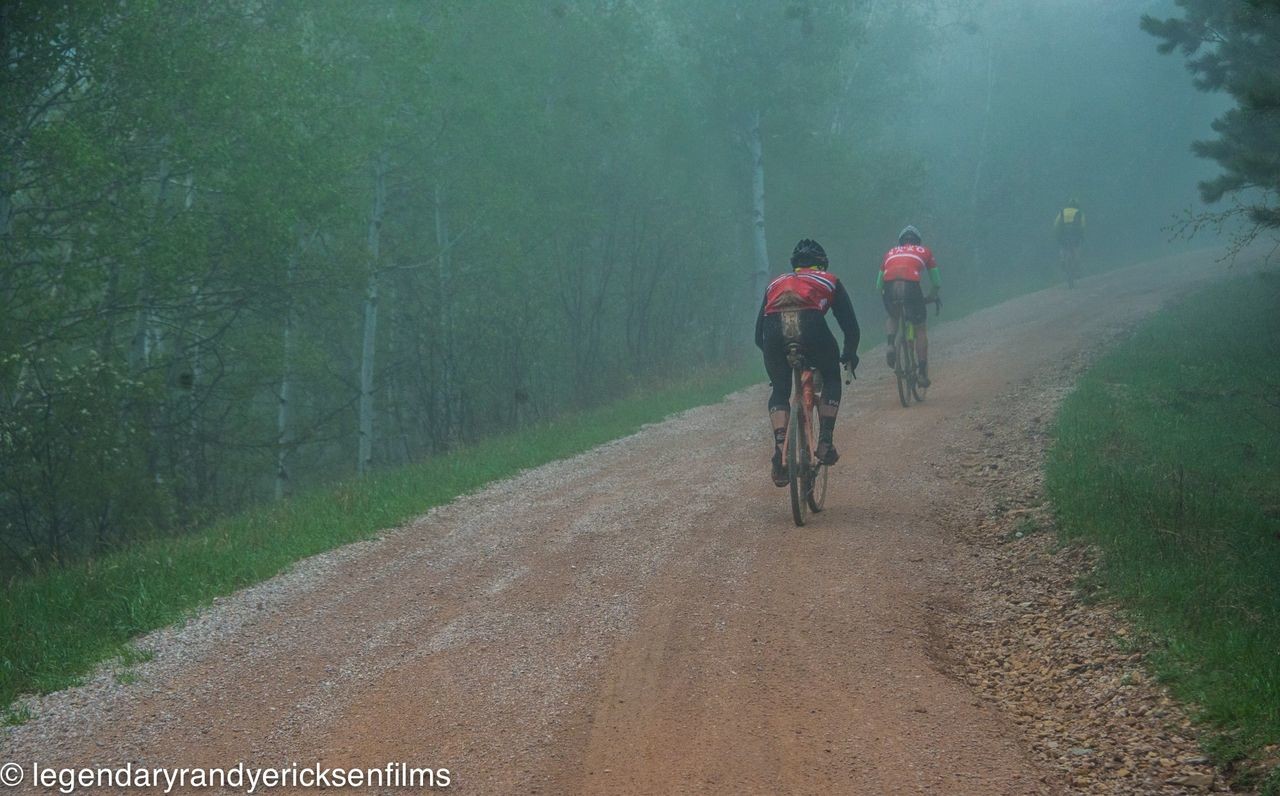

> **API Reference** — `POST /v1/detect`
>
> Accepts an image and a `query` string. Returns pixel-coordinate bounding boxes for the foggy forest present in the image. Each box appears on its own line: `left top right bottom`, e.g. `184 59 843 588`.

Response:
6 1 1280 792
0 1 1266 568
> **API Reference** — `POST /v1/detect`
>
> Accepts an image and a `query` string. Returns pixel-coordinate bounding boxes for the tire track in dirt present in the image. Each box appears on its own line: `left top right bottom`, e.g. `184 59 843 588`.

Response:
1 249 1248 794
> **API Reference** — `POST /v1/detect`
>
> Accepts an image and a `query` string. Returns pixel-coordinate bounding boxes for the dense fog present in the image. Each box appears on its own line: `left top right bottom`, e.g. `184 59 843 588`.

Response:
0 1 1259 569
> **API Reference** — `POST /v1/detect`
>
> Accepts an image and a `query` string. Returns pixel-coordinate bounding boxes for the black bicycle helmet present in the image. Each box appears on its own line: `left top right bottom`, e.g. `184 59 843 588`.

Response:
898 225 922 245
790 238 828 268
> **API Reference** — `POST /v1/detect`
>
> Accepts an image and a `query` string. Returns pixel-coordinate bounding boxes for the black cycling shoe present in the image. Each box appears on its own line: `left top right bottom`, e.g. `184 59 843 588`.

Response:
815 441 839 466
771 448 788 487
885 349 896 368
917 364 931 389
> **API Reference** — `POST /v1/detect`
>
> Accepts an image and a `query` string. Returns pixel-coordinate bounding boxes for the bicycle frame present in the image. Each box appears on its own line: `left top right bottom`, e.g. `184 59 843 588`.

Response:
782 341 828 526
784 342 818 470
887 290 939 407
1059 242 1081 288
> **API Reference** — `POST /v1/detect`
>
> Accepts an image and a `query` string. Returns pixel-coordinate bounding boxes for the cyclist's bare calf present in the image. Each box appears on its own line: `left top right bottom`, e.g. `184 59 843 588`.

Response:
815 397 839 465
884 314 903 352
769 407 788 452
884 313 928 356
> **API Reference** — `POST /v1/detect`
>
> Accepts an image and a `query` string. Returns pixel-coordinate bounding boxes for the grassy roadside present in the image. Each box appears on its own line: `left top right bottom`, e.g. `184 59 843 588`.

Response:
0 250 1203 720
0 255 1020 718
1046 271 1280 789
0 363 758 713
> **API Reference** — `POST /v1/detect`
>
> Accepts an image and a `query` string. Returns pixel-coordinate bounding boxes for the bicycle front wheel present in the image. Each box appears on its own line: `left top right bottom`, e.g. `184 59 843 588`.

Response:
1063 249 1079 288
788 394 807 527
805 401 826 512
909 345 927 403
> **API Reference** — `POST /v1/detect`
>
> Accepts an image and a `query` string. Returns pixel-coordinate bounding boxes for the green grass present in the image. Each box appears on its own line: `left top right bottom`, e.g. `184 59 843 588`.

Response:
1046 270 1280 772
2 704 32 727
0 250 1217 721
0 254 1044 716
0 363 758 710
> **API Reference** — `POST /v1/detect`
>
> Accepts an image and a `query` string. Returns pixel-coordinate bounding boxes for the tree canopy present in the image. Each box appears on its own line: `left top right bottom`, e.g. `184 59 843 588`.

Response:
0 1 1225 573
1143 0 1280 230
0 1 933 571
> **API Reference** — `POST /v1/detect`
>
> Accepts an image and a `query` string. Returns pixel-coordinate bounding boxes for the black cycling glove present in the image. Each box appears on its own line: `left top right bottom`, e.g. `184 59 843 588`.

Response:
840 350 859 375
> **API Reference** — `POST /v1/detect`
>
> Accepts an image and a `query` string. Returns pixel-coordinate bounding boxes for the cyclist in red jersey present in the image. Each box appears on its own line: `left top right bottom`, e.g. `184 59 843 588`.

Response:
755 239 860 486
878 225 940 387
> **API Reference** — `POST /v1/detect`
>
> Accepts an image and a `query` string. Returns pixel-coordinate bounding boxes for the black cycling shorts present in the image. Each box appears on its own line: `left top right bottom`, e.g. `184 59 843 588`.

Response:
759 310 841 412
882 279 927 327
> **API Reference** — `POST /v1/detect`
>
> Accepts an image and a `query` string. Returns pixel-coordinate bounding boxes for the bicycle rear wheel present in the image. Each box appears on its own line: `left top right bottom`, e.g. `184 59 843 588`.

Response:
1062 248 1079 288
806 400 827 512
787 397 807 526
909 344 927 403
895 334 910 407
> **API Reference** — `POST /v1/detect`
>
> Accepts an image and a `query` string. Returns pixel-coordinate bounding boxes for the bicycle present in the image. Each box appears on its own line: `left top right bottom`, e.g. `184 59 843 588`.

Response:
886 284 940 408
780 333 853 527
1059 241 1081 288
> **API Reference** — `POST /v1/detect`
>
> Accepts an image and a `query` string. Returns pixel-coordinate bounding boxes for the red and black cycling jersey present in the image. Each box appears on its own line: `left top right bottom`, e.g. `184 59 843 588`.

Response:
763 269 840 313
754 268 860 351
880 244 938 283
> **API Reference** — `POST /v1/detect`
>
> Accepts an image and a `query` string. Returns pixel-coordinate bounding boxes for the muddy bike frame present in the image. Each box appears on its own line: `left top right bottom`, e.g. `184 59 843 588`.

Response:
781 341 827 527
779 342 854 527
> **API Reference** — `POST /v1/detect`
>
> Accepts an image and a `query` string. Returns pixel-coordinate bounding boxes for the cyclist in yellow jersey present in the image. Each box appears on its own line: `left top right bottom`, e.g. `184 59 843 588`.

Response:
1054 198 1086 284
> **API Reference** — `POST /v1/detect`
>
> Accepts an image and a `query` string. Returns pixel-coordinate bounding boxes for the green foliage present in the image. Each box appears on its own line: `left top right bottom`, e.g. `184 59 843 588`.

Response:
3 704 32 727
1 1 940 571
1047 271 1280 763
0 353 172 568
1264 764 1280 796
1142 1 1280 229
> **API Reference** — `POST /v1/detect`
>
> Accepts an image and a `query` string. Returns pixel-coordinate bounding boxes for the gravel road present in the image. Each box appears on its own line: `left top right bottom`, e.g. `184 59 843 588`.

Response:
2 248 1256 794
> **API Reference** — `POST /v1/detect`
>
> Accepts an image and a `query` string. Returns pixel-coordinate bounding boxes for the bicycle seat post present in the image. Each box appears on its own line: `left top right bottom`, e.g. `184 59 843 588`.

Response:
786 341 804 370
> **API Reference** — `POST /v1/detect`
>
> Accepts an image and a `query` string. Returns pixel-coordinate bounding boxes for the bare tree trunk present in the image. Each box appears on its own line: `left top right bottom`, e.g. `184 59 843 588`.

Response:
160 173 202 502
128 159 172 373
747 109 770 302
358 154 387 477
358 275 380 475
830 0 881 135
182 174 203 495
433 182 455 446
0 170 11 241
275 240 300 500
182 172 195 210
0 168 14 319
970 39 995 267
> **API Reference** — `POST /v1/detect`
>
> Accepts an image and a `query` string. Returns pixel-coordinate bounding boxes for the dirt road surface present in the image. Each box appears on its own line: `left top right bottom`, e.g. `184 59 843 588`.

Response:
3 250 1257 794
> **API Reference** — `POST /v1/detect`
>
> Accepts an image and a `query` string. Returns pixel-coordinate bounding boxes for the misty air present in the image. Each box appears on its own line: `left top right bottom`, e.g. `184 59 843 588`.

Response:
2 1 1278 793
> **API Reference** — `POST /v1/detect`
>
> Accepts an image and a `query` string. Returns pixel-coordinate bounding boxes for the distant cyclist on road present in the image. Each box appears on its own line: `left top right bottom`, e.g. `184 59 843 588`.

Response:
755 239 861 486
1054 198 1086 286
878 225 940 387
